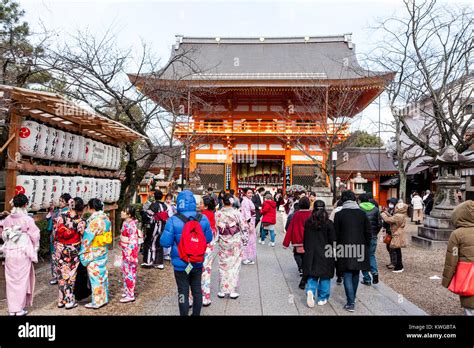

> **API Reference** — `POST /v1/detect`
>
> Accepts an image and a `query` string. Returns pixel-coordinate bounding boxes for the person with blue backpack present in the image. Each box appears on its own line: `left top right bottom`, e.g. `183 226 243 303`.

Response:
160 190 213 316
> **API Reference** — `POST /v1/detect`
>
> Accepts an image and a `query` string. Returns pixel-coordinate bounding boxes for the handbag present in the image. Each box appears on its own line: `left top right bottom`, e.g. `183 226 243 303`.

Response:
448 262 474 296
383 234 392 245
390 232 407 249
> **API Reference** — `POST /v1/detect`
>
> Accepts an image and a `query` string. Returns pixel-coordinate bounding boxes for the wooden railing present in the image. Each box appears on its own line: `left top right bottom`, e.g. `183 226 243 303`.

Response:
175 120 349 137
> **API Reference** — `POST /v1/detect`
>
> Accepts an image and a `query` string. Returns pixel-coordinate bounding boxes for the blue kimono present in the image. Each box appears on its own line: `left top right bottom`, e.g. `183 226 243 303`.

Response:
79 211 111 307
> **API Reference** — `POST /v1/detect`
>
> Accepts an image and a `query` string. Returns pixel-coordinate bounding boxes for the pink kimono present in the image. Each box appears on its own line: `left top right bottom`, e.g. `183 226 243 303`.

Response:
240 196 256 261
0 209 40 313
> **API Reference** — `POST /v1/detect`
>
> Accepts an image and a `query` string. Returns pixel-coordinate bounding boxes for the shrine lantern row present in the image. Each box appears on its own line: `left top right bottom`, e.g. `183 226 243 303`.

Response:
19 119 121 170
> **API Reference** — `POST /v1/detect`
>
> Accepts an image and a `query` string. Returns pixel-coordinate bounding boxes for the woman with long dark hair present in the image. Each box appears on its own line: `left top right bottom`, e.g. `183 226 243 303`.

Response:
55 197 86 309
302 200 336 307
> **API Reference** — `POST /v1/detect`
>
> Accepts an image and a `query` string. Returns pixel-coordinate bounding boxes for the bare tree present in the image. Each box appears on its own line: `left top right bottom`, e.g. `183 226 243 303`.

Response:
276 82 367 189
368 0 473 200
39 29 208 225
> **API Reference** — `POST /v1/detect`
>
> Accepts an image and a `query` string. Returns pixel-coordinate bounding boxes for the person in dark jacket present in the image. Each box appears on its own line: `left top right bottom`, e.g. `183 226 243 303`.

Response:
384 198 398 269
334 190 371 312
303 200 336 307
141 190 168 269
424 192 434 216
283 197 312 289
160 190 213 316
359 193 381 286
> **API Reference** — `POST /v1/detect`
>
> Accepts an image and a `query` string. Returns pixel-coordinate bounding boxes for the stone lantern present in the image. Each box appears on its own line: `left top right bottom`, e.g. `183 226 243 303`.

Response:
350 172 367 195
412 146 474 249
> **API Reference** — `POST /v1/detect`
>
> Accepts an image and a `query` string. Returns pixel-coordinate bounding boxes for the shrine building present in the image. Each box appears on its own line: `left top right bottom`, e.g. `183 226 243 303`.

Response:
130 35 394 199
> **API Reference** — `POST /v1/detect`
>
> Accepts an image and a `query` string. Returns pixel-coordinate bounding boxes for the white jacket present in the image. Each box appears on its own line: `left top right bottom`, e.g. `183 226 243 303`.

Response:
411 195 424 210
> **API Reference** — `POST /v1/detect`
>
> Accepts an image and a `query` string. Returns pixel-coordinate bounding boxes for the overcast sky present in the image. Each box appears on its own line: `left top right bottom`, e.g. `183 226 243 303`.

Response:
18 0 468 141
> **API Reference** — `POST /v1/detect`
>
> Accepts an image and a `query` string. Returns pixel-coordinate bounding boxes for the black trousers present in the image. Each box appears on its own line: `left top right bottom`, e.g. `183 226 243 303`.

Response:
386 243 398 266
393 248 403 270
293 250 304 273
174 268 203 316
143 225 164 265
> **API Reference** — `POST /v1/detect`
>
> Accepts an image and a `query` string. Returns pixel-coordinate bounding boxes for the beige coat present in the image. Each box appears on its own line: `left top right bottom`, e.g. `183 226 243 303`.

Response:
381 203 408 249
442 200 474 309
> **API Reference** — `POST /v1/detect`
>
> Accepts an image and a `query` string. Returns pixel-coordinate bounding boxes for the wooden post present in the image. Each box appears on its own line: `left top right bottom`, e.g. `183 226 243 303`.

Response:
5 109 21 210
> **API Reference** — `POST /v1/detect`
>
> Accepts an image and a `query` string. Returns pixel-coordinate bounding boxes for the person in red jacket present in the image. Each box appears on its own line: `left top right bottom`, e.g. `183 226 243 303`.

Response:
283 196 312 289
55 197 86 309
259 193 277 246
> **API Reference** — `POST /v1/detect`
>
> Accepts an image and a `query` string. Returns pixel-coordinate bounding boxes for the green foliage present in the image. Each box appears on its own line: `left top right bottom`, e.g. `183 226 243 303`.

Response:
35 219 51 261
344 131 384 148
0 0 50 86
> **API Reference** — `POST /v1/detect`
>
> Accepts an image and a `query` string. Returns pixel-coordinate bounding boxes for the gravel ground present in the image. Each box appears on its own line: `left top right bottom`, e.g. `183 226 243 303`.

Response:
375 219 463 315
0 246 176 316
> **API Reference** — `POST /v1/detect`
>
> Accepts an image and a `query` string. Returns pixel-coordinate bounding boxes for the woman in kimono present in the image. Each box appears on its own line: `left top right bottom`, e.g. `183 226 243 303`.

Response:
240 188 256 265
55 197 86 309
119 205 139 303
200 196 217 306
0 194 40 316
215 194 248 299
46 193 72 285
79 198 111 309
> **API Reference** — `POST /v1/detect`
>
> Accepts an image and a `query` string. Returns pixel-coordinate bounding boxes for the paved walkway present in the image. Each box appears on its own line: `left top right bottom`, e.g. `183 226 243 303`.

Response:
146 213 427 316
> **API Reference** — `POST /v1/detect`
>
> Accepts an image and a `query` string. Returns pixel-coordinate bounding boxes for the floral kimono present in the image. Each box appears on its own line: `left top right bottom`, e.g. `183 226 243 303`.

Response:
55 211 86 306
119 219 139 298
215 207 249 294
79 211 111 307
240 196 256 261
0 208 40 314
201 210 217 304
46 207 69 280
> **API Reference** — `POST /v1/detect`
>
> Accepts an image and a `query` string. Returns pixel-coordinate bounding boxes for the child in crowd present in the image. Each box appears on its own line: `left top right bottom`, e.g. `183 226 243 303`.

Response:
259 193 277 246
119 205 139 303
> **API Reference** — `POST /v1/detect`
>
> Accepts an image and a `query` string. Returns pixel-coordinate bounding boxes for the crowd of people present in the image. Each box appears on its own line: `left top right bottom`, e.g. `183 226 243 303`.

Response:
0 185 472 317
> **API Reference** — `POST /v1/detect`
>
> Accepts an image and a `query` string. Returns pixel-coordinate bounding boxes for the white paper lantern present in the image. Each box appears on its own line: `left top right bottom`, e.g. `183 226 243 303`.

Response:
61 132 72 162
45 127 58 160
91 178 100 200
69 133 80 163
112 179 121 202
51 176 62 207
41 176 54 209
36 124 50 159
18 120 41 157
98 143 107 168
91 141 99 167
104 179 114 203
48 127 59 160
15 175 37 211
84 138 94 166
77 136 86 164
68 176 77 198
60 176 72 199
83 177 92 203
73 176 84 198
105 145 112 169
53 130 66 162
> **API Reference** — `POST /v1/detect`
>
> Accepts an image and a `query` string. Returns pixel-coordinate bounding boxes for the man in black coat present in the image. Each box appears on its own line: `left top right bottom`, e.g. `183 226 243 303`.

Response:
252 187 265 227
359 193 382 286
334 190 371 312
141 190 168 269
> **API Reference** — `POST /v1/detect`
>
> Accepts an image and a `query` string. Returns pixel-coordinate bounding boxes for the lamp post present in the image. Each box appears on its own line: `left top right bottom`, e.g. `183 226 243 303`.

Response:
181 148 186 191
332 151 337 204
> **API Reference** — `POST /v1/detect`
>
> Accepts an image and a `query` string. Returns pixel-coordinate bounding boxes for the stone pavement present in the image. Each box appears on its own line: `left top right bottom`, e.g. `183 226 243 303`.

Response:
146 213 427 316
